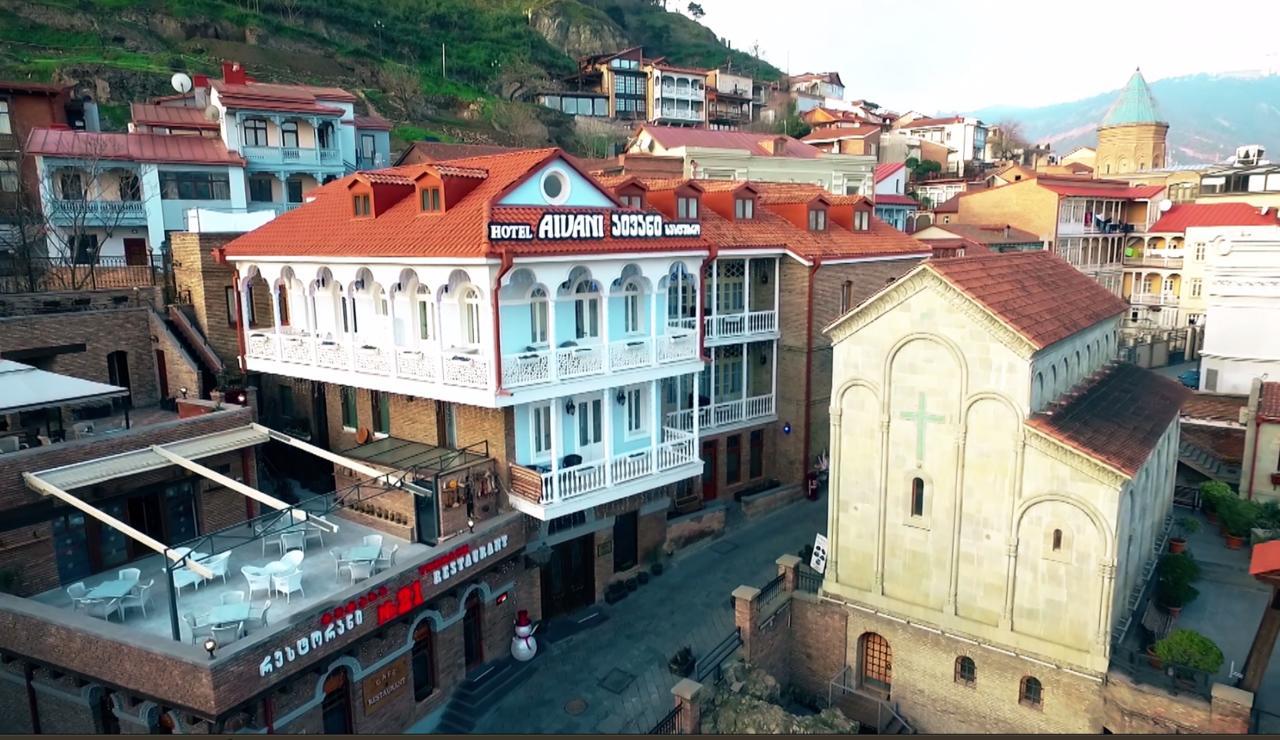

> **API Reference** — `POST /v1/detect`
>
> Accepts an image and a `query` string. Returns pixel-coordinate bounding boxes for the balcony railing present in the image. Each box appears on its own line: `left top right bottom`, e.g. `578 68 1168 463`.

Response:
1123 252 1184 269
242 146 344 167
47 199 147 224
1131 292 1180 306
500 333 698 389
245 332 492 391
658 107 704 122
508 428 698 506
703 310 777 341
666 393 776 433
0 255 156 294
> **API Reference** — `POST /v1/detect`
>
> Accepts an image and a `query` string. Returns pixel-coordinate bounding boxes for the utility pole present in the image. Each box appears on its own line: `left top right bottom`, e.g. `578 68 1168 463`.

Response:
442 43 447 81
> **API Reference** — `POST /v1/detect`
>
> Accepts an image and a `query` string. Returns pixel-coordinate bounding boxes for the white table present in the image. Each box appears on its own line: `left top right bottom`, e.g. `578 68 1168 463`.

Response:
209 603 251 626
84 580 132 621
345 544 381 563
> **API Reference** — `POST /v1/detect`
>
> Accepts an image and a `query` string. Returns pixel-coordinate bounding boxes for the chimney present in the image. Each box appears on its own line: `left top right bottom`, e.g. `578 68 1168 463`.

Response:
771 136 788 156
222 61 248 86
1004 224 1010 238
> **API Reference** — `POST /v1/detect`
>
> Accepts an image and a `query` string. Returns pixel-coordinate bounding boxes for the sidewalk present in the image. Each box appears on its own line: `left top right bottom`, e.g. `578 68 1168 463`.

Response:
411 494 827 734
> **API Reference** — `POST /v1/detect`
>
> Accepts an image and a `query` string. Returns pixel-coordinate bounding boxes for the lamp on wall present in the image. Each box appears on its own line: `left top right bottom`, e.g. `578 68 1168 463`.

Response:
616 389 627 406
202 637 218 659
565 399 576 416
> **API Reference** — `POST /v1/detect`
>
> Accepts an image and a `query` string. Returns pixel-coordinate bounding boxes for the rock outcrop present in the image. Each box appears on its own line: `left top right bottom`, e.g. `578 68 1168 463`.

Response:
701 661 859 735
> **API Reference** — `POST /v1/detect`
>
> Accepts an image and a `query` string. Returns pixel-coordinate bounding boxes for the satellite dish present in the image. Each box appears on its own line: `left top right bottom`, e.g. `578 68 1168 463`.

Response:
171 73 193 95
1158 198 1173 213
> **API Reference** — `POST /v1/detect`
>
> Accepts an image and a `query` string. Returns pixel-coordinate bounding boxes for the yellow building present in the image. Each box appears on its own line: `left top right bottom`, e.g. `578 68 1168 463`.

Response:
1241 380 1280 504
1096 69 1168 177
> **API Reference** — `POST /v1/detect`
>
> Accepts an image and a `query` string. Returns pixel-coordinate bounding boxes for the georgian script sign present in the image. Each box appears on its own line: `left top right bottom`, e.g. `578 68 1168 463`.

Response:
488 212 701 242
259 609 364 677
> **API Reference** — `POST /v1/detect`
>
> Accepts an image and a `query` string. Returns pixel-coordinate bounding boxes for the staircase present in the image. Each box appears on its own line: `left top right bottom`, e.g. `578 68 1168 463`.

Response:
1110 512 1173 644
435 655 539 733
166 305 224 374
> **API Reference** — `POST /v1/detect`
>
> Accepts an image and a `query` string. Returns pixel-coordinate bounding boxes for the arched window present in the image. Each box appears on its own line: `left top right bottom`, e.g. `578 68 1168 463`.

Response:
412 621 436 701
276 283 290 327
460 287 482 346
1019 676 1043 709
417 290 435 341
573 280 600 340
910 477 925 517
529 287 549 345
667 266 695 324
858 632 892 696
1033 372 1044 408
955 656 976 687
1052 529 1063 551
623 281 642 334
321 667 354 732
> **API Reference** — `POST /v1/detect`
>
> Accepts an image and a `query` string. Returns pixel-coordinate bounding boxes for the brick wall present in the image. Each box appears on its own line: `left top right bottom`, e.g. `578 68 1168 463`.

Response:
148 309 201 402
954 180 1061 241
699 421 779 500
1101 671 1252 734
170 233 240 368
0 307 161 408
0 287 162 315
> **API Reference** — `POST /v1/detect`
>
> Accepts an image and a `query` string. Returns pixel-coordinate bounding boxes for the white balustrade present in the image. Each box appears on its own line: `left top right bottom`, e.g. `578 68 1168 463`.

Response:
665 394 776 434
314 340 349 370
704 310 777 340
502 350 552 387
609 339 652 371
657 434 696 471
657 332 697 363
246 333 277 360
442 353 490 388
396 348 439 382
541 459 608 501
353 346 393 376
611 450 653 484
556 344 605 379
280 335 313 365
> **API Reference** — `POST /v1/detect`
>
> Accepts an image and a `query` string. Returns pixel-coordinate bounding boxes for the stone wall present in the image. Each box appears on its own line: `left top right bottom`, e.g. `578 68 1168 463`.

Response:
170 232 240 367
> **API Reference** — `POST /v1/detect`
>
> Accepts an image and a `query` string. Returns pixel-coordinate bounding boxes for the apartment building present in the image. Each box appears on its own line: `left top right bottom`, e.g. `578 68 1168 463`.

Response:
705 68 754 130
646 59 706 127
893 115 988 174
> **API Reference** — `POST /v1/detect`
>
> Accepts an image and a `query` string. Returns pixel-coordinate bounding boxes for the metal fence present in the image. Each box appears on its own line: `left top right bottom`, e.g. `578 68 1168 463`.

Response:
797 568 822 593
695 626 742 684
757 572 786 609
0 255 156 294
1109 643 1214 700
648 703 683 734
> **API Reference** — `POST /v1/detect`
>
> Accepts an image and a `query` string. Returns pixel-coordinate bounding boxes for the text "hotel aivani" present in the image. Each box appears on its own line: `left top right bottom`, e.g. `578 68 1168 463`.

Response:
488 212 701 242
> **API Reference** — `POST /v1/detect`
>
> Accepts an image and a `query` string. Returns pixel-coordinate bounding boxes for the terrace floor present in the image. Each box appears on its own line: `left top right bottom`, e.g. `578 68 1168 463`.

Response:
31 512 429 653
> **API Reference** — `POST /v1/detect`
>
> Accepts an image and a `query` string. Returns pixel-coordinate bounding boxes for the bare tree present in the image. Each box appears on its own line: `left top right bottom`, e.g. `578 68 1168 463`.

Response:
991 119 1030 160
279 0 300 23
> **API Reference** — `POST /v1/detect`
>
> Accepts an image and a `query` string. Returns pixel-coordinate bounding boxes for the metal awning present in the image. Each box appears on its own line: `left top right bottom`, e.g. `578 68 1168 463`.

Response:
339 436 490 476
0 359 129 415
31 425 270 490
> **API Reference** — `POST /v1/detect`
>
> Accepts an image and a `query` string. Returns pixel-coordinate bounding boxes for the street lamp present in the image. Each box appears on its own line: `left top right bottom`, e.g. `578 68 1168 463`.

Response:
203 637 218 659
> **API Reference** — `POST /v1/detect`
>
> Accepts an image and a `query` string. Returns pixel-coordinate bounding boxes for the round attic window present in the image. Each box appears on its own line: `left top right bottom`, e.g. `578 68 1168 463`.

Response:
541 169 570 205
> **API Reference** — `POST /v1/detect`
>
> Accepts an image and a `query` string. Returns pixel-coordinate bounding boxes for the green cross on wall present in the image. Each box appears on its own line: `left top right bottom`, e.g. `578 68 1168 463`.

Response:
901 392 945 463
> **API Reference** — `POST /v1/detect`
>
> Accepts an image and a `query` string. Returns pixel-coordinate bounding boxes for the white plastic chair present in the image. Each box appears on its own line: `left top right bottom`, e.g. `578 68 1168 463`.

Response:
348 560 375 583
118 567 141 583
204 552 231 585
330 549 351 580
66 582 89 610
280 549 305 570
83 597 122 622
220 591 246 605
250 600 272 629
272 569 305 604
280 530 306 553
362 534 384 550
375 544 399 572
211 622 242 645
304 523 325 549
183 612 212 645
242 566 272 600
122 579 153 617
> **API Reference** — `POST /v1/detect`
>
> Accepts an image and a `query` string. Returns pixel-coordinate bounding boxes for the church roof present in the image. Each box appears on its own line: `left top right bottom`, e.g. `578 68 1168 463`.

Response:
1100 69 1164 128
1027 363 1189 477
925 251 1129 350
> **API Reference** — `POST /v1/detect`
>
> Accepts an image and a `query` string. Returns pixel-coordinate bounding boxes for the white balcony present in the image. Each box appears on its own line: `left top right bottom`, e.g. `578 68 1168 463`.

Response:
1130 292 1180 306
666 393 776 435
499 333 698 389
701 310 778 343
242 146 344 169
508 427 700 519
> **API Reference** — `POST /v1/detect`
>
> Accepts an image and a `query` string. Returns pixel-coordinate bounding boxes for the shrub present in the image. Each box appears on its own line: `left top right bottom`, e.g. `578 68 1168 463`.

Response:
1156 552 1201 608
1152 629 1224 674
1200 481 1232 512
1220 494 1261 537
1174 516 1200 540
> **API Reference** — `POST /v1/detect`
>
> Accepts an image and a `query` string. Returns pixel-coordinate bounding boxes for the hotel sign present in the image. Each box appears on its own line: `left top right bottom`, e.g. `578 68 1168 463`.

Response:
488 212 701 242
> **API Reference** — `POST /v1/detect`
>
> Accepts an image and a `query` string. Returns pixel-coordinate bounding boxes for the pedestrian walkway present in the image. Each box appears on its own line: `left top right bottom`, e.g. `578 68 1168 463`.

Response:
410 494 826 734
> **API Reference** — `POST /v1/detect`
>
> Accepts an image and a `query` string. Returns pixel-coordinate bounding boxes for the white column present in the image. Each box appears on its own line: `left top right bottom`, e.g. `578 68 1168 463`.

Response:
550 400 562 476
649 283 658 366
708 262 718 337
434 294 447 380
770 339 778 415
740 342 748 412
386 289 399 379
548 296 559 381
690 371 701 444
602 388 614 486
601 290 611 373
650 378 659 472
772 258 780 329
707 349 716 429
743 258 752 330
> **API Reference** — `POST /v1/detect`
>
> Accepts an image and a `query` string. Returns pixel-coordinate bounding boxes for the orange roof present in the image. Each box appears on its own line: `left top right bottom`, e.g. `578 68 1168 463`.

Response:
212 80 350 115
1260 382 1280 421
1036 178 1164 200
221 148 706 261
875 162 906 183
640 125 820 158
1251 540 1280 577
354 114 392 131
802 125 879 142
129 103 219 130
1149 202 1280 233
25 128 244 165
1027 363 1189 477
926 251 1128 349
1181 393 1246 424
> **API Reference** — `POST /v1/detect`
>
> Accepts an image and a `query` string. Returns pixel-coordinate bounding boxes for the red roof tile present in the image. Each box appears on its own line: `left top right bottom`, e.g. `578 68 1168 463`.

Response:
802 125 879 142
1148 202 1280 233
921 238 989 256
932 194 962 213
1027 363 1190 477
1180 425 1244 466
0 80 70 95
129 103 219 130
354 114 392 131
928 223 1042 246
926 251 1128 349
640 125 820 158
25 128 243 165
874 162 905 183
1251 540 1280 577
1037 180 1164 199
874 193 917 206
212 81 349 115
1181 393 1246 424
1260 382 1280 420
221 148 706 261
899 115 965 128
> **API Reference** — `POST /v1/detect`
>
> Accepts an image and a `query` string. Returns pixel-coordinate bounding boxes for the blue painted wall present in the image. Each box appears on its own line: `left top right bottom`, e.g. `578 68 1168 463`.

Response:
499 160 615 208
512 393 655 466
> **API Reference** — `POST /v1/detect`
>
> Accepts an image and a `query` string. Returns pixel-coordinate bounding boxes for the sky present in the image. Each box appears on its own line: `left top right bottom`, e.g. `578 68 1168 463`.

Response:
689 0 1280 112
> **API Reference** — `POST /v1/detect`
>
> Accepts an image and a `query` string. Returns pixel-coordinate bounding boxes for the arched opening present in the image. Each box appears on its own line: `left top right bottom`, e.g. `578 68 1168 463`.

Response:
459 287 483 347
529 287 549 345
666 264 696 328
858 632 892 697
463 591 485 669
572 279 600 341
321 667 354 733
416 285 435 344
1019 675 1043 709
412 621 436 701
955 656 976 687
1052 529 1063 551
106 350 131 412
910 478 925 518
622 280 643 335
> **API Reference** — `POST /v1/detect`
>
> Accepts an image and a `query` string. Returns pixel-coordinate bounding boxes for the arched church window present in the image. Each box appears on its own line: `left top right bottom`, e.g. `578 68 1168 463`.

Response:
1019 676 1043 709
910 478 925 517
1052 529 1063 551
955 656 976 687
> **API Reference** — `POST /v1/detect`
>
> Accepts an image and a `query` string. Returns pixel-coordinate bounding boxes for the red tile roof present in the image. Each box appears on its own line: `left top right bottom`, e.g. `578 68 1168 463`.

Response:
1260 382 1280 420
899 115 964 128
920 238 989 256
220 149 706 261
1026 363 1190 477
212 81 349 115
874 162 905 183
1181 393 1246 424
932 194 962 213
640 125 820 158
129 103 219 130
802 125 879 142
1180 425 1244 466
874 193 917 206
928 223 1042 246
926 251 1128 349
1036 179 1164 199
354 114 392 131
1251 540 1280 577
0 81 70 95
1148 202 1280 233
25 128 244 165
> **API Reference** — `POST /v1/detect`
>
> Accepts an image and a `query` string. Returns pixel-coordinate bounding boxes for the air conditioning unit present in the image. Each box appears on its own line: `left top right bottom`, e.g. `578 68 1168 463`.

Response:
1235 144 1265 167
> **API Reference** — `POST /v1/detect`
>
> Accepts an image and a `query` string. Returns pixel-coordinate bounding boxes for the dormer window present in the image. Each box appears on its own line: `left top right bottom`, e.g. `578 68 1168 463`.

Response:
809 207 827 231
854 211 869 230
421 186 442 212
677 196 699 220
353 193 371 217
735 197 754 220
621 194 643 209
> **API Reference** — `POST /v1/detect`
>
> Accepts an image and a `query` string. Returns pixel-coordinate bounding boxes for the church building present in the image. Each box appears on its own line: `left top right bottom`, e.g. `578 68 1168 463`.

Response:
1095 68 1169 177
822 251 1190 732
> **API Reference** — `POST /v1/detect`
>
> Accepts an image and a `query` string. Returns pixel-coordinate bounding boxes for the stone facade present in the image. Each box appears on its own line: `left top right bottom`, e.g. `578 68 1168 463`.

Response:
1096 123 1169 178
170 232 241 367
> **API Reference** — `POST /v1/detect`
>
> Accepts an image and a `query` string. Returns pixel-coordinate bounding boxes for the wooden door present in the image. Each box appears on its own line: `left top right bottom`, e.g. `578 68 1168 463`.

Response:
122 238 148 267
463 591 484 668
701 439 718 501
154 349 169 399
860 632 892 697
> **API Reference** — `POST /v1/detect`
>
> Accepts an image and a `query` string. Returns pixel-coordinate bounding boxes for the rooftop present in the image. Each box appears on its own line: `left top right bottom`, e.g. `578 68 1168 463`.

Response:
1026 363 1189 477
874 162 906 183
1181 392 1247 425
1100 69 1164 128
639 125 821 158
0 360 128 415
926 223 1042 246
25 128 244 166
1148 202 1280 233
129 103 219 130
926 251 1129 350
1261 382 1280 420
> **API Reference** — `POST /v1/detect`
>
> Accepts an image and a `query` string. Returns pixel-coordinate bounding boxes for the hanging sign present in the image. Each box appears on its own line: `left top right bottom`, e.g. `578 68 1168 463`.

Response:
488 212 701 242
810 533 829 574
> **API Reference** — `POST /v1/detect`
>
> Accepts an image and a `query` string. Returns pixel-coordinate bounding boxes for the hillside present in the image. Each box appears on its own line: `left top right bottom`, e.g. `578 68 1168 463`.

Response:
968 72 1280 165
0 0 781 153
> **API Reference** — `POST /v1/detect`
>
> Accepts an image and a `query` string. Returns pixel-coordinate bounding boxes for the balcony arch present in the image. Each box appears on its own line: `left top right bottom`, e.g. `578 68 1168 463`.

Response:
310 267 343 340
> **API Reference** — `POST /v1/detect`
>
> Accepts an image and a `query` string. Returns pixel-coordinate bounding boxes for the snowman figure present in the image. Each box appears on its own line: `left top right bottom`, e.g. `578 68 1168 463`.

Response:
510 610 538 662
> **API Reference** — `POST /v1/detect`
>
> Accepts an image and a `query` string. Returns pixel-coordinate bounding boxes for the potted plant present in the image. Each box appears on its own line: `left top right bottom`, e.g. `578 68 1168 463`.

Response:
1156 552 1200 618
1152 628 1224 675
1200 481 1231 523
668 646 695 677
1220 495 1260 550
1252 500 1280 544
1169 516 1199 554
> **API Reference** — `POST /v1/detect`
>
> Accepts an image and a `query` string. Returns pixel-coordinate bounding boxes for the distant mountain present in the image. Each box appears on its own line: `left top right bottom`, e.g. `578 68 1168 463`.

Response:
967 72 1280 165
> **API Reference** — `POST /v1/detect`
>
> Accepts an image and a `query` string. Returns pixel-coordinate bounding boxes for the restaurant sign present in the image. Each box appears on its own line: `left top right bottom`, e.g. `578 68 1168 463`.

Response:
362 656 410 716
259 608 364 677
488 212 700 242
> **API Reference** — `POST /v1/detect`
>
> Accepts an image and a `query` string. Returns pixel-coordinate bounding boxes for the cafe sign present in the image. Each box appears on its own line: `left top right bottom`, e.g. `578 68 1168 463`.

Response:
362 657 410 716
488 212 700 242
259 609 364 677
